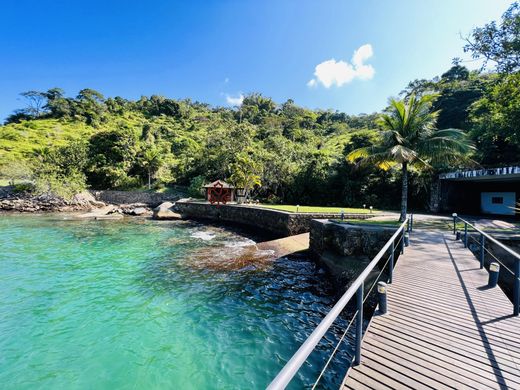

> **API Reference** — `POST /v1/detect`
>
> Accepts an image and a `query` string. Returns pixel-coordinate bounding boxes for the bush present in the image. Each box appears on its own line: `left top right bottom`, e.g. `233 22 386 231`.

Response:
34 172 87 200
13 183 35 193
188 175 206 198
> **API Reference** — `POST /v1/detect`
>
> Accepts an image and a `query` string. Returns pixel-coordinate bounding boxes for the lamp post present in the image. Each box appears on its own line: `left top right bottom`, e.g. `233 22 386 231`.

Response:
452 213 458 235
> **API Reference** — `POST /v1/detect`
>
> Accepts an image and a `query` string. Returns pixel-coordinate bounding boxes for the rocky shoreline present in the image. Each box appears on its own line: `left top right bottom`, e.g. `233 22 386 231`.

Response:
0 186 181 220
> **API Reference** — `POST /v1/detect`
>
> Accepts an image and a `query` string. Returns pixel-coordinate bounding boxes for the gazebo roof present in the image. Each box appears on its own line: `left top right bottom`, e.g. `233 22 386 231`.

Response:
203 180 235 189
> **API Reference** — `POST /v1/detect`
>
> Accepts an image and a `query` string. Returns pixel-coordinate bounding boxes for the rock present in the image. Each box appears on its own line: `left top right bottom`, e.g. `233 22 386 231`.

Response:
129 207 149 216
94 214 124 220
73 191 96 204
77 205 116 219
153 201 181 220
89 200 107 208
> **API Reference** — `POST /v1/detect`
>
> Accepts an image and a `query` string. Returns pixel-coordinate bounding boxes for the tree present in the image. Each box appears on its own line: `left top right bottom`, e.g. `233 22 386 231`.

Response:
347 94 474 221
469 72 520 164
138 144 164 189
228 151 262 202
464 2 520 73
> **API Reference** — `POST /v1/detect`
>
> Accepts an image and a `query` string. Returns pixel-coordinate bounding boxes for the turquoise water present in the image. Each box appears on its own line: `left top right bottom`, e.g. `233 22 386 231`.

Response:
0 215 352 389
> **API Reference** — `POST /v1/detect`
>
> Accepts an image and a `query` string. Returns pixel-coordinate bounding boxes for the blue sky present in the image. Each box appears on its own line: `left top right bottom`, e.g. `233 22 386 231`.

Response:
0 0 512 120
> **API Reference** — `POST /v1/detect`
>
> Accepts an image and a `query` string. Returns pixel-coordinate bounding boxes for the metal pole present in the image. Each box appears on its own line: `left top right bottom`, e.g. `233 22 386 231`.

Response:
488 263 500 288
464 223 468 248
410 214 413 232
389 241 394 284
515 260 520 316
354 284 363 366
480 234 485 269
377 282 388 315
453 216 456 234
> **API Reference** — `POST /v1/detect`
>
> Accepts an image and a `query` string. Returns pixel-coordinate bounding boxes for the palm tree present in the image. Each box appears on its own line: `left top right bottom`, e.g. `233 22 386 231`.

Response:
347 94 474 221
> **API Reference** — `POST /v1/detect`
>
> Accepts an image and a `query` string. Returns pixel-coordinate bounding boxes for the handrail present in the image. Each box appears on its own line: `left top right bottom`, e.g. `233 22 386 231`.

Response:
452 214 520 315
267 218 409 390
455 216 520 261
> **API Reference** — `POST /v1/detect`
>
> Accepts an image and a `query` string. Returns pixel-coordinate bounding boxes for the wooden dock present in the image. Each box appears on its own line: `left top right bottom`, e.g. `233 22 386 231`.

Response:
342 230 520 390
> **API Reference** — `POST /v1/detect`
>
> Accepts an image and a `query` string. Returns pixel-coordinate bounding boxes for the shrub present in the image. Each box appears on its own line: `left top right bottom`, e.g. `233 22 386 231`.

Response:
188 175 206 198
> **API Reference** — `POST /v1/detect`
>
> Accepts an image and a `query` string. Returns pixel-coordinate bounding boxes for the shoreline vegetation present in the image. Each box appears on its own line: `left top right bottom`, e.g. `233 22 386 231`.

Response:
2 1 520 214
0 4 518 220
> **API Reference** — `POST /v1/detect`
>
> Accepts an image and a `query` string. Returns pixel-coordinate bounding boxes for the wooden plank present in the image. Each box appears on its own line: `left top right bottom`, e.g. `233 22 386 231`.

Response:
367 330 502 389
371 321 520 386
342 230 520 389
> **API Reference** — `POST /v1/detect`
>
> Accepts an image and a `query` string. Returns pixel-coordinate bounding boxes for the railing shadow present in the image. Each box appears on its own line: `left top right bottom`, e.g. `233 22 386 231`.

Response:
443 236 510 390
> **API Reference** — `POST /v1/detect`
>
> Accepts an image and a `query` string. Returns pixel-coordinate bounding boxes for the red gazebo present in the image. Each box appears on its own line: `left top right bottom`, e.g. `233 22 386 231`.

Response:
204 180 236 205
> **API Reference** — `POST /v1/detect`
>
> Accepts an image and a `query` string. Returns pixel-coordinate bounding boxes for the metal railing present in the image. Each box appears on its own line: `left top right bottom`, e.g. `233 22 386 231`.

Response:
267 217 410 390
452 214 520 316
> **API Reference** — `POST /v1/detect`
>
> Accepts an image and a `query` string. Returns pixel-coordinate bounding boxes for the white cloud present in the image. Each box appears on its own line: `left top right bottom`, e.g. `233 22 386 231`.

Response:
307 79 317 87
308 44 375 88
225 93 244 106
224 77 229 83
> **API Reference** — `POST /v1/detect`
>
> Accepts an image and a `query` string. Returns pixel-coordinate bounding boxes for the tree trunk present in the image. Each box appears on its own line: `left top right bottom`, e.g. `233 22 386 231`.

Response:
148 168 151 190
400 162 408 222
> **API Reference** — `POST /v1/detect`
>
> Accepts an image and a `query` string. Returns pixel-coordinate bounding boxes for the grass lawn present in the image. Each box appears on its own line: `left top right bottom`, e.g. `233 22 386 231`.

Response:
331 219 402 227
0 179 11 186
256 204 378 214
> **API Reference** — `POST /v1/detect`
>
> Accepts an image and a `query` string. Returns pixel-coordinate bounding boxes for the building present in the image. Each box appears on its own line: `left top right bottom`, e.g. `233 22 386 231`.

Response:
432 166 520 217
203 180 236 204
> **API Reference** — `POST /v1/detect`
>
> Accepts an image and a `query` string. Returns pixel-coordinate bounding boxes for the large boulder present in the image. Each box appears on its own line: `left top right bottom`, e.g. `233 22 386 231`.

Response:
77 205 117 219
153 201 181 220
129 207 150 216
119 203 151 216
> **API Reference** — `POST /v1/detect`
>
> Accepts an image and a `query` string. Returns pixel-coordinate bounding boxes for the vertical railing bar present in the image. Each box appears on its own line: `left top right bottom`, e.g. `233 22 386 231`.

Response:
389 240 394 284
354 283 363 366
515 260 520 317
464 222 468 248
480 234 485 270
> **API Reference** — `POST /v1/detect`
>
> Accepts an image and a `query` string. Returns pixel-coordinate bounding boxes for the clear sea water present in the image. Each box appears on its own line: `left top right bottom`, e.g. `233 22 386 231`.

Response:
0 214 353 389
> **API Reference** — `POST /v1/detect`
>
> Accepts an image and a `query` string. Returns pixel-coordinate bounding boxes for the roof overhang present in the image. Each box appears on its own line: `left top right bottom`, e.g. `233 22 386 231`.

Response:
440 166 520 182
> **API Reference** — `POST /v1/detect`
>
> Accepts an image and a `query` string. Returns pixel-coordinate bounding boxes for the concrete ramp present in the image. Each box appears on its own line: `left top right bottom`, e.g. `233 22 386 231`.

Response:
256 233 309 258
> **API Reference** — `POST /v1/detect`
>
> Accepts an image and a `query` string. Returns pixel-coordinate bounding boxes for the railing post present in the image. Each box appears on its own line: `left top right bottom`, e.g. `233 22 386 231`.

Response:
377 282 388 315
389 241 394 284
488 263 500 288
464 223 468 248
354 283 363 366
410 214 413 232
515 260 520 316
480 234 485 269
401 230 405 254
452 213 457 235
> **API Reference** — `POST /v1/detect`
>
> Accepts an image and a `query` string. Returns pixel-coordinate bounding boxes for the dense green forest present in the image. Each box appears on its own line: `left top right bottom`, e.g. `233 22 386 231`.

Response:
1 2 519 210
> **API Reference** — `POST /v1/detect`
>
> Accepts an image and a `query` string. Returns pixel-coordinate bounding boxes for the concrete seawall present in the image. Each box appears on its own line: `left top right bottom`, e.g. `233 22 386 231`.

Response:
309 219 402 287
175 200 376 236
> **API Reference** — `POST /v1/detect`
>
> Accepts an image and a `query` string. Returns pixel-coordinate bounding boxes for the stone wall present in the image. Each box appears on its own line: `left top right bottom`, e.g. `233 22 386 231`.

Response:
310 219 402 287
175 200 376 237
90 190 181 207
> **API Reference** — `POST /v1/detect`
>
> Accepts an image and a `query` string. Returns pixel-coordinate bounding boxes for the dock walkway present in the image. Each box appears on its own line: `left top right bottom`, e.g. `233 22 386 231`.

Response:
342 230 520 390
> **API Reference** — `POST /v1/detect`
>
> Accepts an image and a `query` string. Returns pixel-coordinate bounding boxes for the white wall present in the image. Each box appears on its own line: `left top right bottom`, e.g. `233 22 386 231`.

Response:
481 192 516 215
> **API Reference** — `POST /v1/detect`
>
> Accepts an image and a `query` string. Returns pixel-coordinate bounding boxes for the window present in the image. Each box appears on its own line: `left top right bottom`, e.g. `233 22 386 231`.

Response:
492 197 503 204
